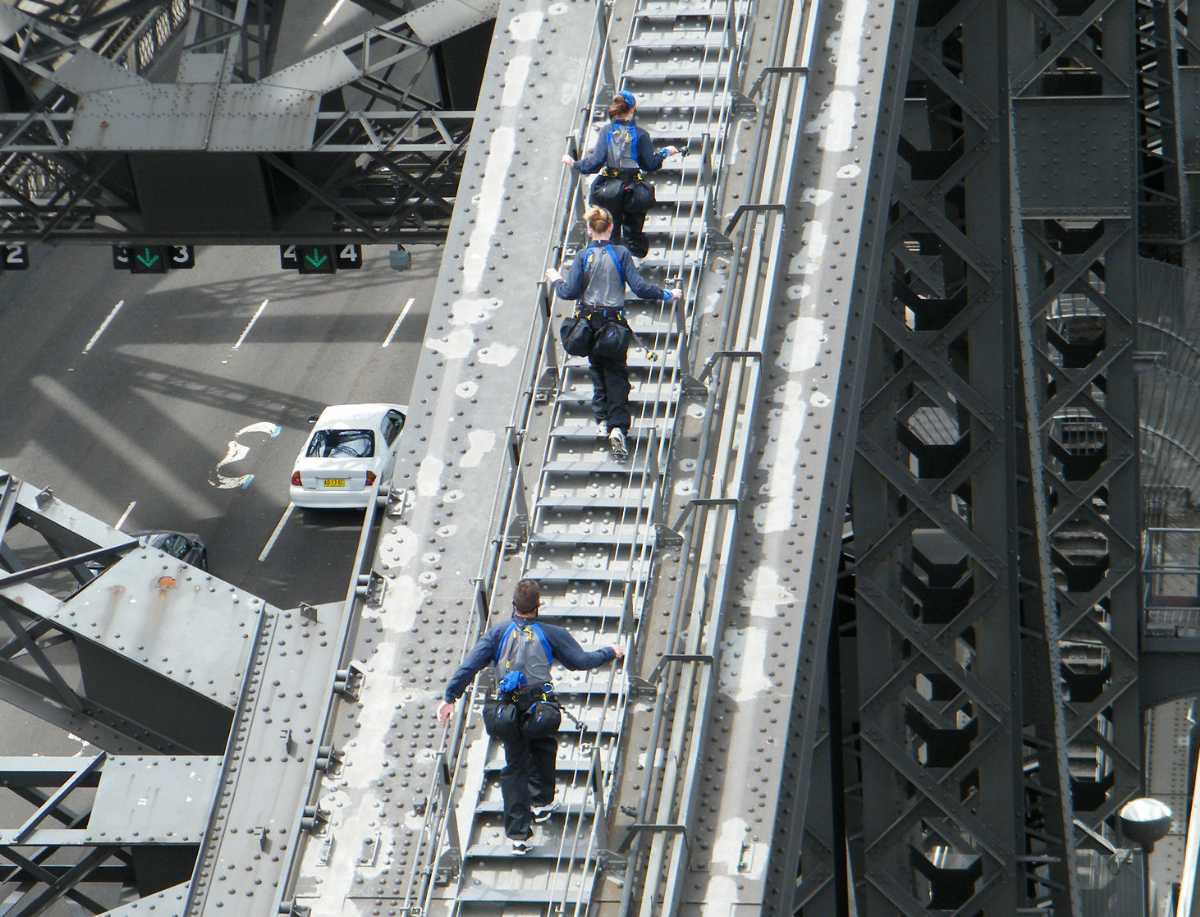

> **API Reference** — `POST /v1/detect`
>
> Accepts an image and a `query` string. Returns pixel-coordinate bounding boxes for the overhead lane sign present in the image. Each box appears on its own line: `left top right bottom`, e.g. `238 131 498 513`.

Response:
280 244 363 274
113 245 195 273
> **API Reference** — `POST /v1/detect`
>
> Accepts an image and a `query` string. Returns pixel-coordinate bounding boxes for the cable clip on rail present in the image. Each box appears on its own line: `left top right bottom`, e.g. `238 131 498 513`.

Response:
724 202 786 236
333 661 365 701
655 497 740 549
387 485 413 519
630 652 714 699
745 64 810 102
682 349 763 397
600 821 690 872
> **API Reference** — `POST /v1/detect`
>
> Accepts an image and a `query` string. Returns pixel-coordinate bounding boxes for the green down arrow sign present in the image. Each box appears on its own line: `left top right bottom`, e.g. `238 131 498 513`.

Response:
129 245 166 273
299 246 335 274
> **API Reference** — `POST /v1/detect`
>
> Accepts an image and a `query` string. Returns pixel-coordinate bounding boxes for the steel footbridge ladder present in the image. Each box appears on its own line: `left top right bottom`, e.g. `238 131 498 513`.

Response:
409 0 757 913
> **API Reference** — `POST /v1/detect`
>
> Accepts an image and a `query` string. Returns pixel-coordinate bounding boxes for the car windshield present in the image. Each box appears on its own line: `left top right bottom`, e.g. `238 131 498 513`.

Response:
307 428 375 458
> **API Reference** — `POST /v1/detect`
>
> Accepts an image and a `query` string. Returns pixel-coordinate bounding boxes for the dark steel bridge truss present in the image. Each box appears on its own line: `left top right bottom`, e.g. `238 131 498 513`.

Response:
800 0 1150 912
0 0 481 245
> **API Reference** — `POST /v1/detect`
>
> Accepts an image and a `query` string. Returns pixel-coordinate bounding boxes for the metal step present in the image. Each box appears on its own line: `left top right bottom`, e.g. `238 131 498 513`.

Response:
542 457 660 475
474 799 598 819
564 351 680 370
537 600 627 622
523 565 651 586
483 756 592 775
627 31 733 52
530 523 652 544
630 249 704 270
455 886 591 906
551 419 672 440
535 492 657 511
635 0 750 21
636 120 725 146
557 384 682 404
625 89 729 112
623 59 727 82
464 842 593 860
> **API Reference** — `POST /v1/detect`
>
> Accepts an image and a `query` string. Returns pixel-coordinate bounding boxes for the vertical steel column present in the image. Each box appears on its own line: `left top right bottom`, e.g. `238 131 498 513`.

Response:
1007 0 1144 863
846 1 1084 911
1136 0 1193 261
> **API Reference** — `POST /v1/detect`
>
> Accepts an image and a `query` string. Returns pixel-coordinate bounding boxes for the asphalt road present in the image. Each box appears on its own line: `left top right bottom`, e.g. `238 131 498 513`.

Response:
0 243 437 609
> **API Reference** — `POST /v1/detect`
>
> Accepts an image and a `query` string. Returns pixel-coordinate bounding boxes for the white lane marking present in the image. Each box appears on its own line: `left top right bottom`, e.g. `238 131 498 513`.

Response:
209 421 282 489
32 376 217 519
382 297 415 348
258 503 294 562
233 299 269 350
115 501 136 531
322 0 346 26
82 300 125 353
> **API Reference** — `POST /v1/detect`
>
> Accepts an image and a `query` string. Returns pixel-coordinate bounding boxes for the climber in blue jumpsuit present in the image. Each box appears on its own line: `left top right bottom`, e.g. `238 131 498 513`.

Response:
438 579 625 852
563 89 680 258
545 206 681 459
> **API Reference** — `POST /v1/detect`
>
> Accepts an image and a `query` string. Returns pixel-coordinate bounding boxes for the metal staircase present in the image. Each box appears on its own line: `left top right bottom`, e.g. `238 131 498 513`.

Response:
421 0 754 912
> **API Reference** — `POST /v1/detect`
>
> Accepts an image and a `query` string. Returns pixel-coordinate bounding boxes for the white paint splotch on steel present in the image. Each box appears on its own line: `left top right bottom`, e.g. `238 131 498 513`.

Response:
289 1 594 910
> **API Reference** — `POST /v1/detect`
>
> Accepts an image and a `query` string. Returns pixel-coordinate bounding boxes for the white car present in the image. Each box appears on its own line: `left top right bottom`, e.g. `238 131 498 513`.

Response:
289 403 407 509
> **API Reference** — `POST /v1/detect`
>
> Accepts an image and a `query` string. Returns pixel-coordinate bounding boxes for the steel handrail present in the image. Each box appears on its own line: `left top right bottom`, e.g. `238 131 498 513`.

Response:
270 483 392 915
550 3 758 910
398 1 621 908
616 0 819 908
411 0 758 905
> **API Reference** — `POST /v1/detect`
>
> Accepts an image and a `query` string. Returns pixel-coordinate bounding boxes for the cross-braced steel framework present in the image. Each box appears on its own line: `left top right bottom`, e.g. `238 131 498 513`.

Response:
1135 0 1196 259
1008 0 1143 859
0 0 486 244
0 471 248 912
834 1 1142 912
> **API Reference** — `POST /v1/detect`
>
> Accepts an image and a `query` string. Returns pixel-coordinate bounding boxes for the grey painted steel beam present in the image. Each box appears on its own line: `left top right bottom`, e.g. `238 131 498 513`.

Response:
31 551 266 710
0 6 152 95
1008 0 1144 856
673 0 916 912
0 1 492 154
182 602 345 915
0 0 479 243
0 755 219 846
12 752 105 842
848 1 1058 908
272 0 600 909
101 883 190 915
0 471 341 911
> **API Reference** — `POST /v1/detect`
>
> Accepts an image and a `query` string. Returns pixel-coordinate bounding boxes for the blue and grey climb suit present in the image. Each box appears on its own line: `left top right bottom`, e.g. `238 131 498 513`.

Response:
553 241 671 436
573 119 668 256
444 615 616 840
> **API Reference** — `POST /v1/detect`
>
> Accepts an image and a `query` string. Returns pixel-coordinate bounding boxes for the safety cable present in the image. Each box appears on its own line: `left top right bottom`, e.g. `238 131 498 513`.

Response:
529 1 755 911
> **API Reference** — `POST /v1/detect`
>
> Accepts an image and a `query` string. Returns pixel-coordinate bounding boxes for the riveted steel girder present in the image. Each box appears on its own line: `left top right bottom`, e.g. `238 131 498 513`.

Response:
0 0 490 243
836 0 1149 912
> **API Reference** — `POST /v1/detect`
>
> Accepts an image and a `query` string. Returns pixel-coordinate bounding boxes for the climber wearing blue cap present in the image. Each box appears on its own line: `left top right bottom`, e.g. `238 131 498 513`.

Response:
562 90 681 258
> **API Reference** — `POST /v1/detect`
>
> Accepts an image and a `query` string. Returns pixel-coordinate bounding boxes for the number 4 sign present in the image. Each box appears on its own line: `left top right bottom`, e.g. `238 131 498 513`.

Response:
279 244 363 273
335 244 363 270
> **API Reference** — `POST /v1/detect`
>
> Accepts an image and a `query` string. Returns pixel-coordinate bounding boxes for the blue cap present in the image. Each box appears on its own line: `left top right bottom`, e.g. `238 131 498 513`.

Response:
618 90 636 109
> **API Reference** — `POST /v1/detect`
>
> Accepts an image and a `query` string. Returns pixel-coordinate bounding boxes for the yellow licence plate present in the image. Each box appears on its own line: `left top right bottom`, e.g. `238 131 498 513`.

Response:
323 478 347 488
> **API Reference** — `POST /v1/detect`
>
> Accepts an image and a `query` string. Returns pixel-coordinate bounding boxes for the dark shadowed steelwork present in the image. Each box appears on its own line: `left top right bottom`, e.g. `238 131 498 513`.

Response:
0 0 493 244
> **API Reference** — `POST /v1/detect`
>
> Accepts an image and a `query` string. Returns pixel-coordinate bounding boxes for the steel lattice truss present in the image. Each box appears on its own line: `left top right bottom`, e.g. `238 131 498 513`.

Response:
0 0 484 243
837 1 1143 912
